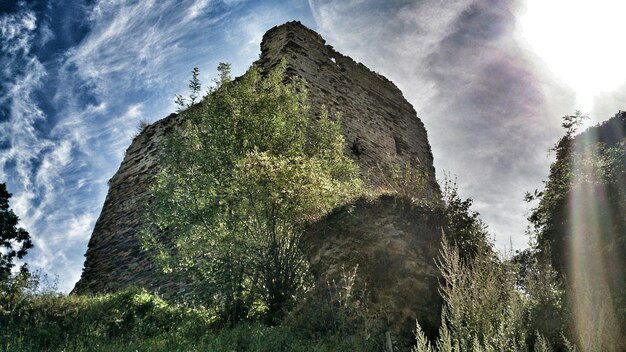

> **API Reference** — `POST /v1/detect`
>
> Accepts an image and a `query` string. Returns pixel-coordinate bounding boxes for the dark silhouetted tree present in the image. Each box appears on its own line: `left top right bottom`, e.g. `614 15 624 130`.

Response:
0 183 32 282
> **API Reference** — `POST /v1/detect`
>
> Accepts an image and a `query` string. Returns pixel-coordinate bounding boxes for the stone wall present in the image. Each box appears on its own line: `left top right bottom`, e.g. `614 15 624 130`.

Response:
257 22 437 189
301 195 443 345
72 114 181 294
73 21 439 297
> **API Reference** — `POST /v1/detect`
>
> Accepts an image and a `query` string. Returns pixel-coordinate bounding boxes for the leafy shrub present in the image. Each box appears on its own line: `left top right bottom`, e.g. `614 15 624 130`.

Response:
2 287 384 352
1 288 212 351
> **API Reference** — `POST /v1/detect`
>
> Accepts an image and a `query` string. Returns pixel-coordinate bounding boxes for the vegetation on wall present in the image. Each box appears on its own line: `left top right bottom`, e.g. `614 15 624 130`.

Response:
141 61 363 325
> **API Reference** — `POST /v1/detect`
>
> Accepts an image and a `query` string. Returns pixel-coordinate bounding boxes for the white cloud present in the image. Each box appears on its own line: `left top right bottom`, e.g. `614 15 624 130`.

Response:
35 139 73 195
66 213 97 241
0 31 52 231
0 8 37 54
68 0 226 93
123 103 142 119
225 7 284 55
0 4 100 292
186 0 212 21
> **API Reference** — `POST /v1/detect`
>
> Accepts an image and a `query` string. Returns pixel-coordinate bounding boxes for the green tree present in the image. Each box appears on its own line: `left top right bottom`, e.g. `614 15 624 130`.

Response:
440 177 492 261
188 67 201 105
526 112 626 351
0 183 32 283
142 61 362 324
216 62 231 86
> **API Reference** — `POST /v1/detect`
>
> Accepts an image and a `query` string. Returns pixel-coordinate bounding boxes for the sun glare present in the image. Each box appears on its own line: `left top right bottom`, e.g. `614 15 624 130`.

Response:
520 1 626 114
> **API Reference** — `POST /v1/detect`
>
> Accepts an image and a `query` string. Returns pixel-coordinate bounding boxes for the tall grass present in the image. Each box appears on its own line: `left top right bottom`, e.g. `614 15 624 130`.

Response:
412 236 575 352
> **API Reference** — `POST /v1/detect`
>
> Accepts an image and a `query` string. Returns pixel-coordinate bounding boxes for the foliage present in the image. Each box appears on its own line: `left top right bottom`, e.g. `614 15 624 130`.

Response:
437 236 527 351
142 61 362 325
285 264 384 349
412 237 573 352
1 268 56 316
0 183 32 282
174 66 203 110
409 112 624 352
511 248 566 347
2 287 380 352
1 288 212 352
440 177 493 261
374 162 436 206
560 110 588 137
525 112 626 351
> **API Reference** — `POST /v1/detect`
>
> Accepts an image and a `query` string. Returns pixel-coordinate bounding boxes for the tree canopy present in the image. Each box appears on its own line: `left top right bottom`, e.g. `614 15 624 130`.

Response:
0 183 32 282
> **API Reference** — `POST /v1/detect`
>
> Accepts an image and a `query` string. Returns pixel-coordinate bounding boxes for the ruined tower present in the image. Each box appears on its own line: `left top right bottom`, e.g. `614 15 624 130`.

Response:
73 21 439 302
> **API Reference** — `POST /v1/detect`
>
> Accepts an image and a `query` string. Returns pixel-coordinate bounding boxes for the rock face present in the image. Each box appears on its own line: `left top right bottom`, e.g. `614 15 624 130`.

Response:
302 196 443 345
73 21 441 335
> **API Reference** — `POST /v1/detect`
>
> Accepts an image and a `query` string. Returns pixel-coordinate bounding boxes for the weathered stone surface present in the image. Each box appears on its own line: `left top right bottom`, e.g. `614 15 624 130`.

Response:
72 114 184 295
257 22 437 188
301 196 443 346
73 20 441 325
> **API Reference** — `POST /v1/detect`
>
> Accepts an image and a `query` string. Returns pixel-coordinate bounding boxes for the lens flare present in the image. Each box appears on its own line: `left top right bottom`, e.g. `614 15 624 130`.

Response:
566 117 625 350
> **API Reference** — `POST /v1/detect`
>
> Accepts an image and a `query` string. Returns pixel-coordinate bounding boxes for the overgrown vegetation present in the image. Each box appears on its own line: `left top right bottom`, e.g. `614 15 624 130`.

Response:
410 111 625 352
524 111 626 351
412 237 568 352
2 286 378 352
2 60 623 351
141 61 362 325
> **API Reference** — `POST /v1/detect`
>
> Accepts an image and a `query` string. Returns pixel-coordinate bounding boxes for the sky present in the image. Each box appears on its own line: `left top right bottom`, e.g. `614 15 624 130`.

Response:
1 0 626 292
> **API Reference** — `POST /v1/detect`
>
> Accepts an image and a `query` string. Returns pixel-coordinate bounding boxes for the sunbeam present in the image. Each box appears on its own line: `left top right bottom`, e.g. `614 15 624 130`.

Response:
565 114 626 350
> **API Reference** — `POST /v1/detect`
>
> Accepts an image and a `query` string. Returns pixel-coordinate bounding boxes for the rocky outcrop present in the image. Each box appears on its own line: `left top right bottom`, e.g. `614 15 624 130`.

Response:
73 21 441 332
302 196 443 345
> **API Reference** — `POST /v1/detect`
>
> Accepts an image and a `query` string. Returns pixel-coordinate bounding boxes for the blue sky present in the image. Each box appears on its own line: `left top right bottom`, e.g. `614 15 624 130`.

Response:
1 0 625 292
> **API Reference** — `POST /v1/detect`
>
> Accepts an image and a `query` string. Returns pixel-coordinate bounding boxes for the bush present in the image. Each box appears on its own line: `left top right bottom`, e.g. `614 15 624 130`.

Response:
1 288 212 351
2 287 384 352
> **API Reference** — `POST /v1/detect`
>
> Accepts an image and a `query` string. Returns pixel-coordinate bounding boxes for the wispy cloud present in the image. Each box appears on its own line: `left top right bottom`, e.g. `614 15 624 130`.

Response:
0 5 85 289
0 8 37 55
0 6 51 224
66 213 97 241
225 6 286 55
186 0 212 21
1 0 255 292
